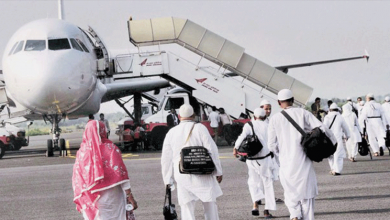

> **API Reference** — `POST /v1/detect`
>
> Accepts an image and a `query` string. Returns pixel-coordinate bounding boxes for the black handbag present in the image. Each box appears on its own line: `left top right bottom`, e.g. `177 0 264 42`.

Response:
358 137 369 156
237 121 263 157
281 110 337 162
163 185 177 220
179 123 215 174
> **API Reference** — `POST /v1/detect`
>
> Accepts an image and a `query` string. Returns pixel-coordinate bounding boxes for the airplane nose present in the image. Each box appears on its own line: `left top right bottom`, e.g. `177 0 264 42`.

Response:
4 51 95 114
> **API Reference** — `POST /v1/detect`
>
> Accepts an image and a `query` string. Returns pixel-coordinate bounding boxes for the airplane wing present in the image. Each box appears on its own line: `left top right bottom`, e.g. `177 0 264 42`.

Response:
275 53 369 73
101 78 170 102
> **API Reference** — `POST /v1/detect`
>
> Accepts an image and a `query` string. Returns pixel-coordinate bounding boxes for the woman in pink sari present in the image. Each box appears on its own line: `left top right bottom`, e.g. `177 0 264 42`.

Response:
72 120 137 220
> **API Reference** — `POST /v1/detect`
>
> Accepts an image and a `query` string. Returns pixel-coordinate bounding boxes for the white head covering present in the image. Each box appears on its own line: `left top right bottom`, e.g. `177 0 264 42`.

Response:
278 89 293 101
385 96 390 102
254 108 266 118
347 97 352 101
360 100 365 106
366 93 374 98
260 99 271 107
330 103 338 109
179 104 194 118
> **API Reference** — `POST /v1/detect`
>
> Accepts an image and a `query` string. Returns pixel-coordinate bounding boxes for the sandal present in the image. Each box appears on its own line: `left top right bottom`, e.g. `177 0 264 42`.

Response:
264 210 273 219
374 152 379 157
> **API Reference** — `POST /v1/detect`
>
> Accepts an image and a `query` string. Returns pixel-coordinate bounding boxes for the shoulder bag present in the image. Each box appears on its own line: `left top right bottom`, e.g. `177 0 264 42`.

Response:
237 121 264 157
179 123 215 174
281 110 337 162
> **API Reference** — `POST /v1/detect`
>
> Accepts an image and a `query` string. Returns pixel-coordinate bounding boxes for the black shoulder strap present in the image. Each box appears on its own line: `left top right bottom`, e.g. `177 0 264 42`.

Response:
329 115 337 129
248 121 259 140
281 110 306 136
248 121 255 134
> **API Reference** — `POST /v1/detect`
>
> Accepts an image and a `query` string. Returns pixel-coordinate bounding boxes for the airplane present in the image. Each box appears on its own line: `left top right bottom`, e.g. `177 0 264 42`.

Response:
0 2 170 156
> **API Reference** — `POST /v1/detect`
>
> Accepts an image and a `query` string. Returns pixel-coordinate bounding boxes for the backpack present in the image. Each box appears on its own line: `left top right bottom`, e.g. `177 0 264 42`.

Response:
281 110 337 162
237 121 263 157
358 138 369 156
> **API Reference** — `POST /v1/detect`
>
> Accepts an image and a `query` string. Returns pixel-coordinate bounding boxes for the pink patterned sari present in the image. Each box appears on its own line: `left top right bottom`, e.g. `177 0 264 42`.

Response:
72 120 130 220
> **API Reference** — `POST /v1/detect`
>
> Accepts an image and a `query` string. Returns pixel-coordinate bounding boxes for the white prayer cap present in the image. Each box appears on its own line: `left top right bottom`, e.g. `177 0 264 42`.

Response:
254 108 266 118
260 99 271 107
179 104 194 118
360 100 365 105
330 103 338 109
347 97 352 101
366 93 374 98
278 89 293 101
385 96 390 101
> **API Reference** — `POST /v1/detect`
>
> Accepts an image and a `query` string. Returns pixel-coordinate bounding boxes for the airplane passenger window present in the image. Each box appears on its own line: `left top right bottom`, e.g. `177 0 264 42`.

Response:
25 40 46 51
77 40 90 53
13 41 25 54
70 39 83 52
8 42 18 55
48 38 71 50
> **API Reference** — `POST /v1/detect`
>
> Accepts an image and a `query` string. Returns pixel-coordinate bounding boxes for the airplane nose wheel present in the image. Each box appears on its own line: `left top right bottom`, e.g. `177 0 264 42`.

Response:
45 114 65 157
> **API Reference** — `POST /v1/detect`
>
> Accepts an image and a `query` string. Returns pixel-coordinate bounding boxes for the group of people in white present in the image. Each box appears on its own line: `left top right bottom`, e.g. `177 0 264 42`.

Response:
161 89 390 220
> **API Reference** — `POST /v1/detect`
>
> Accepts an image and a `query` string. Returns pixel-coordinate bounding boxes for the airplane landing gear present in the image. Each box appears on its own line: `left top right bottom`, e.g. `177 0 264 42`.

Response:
45 114 65 157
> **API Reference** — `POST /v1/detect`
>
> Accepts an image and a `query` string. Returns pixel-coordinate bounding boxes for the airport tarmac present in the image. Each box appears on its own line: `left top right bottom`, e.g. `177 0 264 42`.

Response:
0 133 390 220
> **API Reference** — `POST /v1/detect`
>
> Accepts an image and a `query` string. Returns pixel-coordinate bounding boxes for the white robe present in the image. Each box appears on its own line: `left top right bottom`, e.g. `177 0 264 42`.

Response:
359 100 387 153
342 105 363 158
235 120 276 210
161 120 223 206
382 102 390 128
323 111 350 173
268 107 337 203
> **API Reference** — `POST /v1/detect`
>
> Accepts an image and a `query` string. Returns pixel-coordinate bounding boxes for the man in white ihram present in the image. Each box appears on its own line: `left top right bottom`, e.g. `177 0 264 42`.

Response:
161 104 223 220
359 93 388 157
268 89 336 220
346 97 359 117
233 108 276 218
260 99 272 123
260 99 284 203
323 103 350 175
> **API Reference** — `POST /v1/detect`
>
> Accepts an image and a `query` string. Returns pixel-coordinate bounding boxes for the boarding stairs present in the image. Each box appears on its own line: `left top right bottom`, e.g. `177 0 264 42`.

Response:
127 17 313 105
107 17 316 118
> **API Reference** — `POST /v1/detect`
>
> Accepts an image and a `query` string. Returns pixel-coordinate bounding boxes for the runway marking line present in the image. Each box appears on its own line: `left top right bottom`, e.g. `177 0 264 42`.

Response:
122 155 235 161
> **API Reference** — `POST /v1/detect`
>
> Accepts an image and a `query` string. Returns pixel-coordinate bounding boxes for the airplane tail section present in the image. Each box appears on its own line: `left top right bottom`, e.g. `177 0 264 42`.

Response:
128 17 313 106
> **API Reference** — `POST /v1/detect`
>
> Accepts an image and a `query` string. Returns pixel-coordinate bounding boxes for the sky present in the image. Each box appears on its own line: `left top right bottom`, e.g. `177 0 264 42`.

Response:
0 0 389 113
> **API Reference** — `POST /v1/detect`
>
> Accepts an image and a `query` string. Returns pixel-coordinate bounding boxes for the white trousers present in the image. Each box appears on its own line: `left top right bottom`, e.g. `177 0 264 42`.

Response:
328 155 344 173
180 200 219 220
285 198 315 220
346 139 358 158
247 164 276 210
367 134 385 153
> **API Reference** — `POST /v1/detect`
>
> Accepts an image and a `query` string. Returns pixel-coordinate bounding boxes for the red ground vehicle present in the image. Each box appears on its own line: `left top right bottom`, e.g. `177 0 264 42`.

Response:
142 89 250 150
0 125 29 159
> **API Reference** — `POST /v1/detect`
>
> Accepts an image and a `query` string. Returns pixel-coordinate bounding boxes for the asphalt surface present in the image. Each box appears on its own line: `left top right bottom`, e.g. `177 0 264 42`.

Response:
0 133 390 220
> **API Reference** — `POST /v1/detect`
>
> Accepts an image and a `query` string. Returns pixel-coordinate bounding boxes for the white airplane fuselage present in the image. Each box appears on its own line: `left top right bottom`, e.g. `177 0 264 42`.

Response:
2 19 103 117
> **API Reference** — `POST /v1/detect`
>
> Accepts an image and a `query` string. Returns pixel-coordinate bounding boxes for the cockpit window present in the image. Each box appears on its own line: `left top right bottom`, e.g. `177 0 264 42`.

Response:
25 40 46 51
8 42 19 55
70 38 83 52
13 41 25 54
77 39 90 53
48 38 71 50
